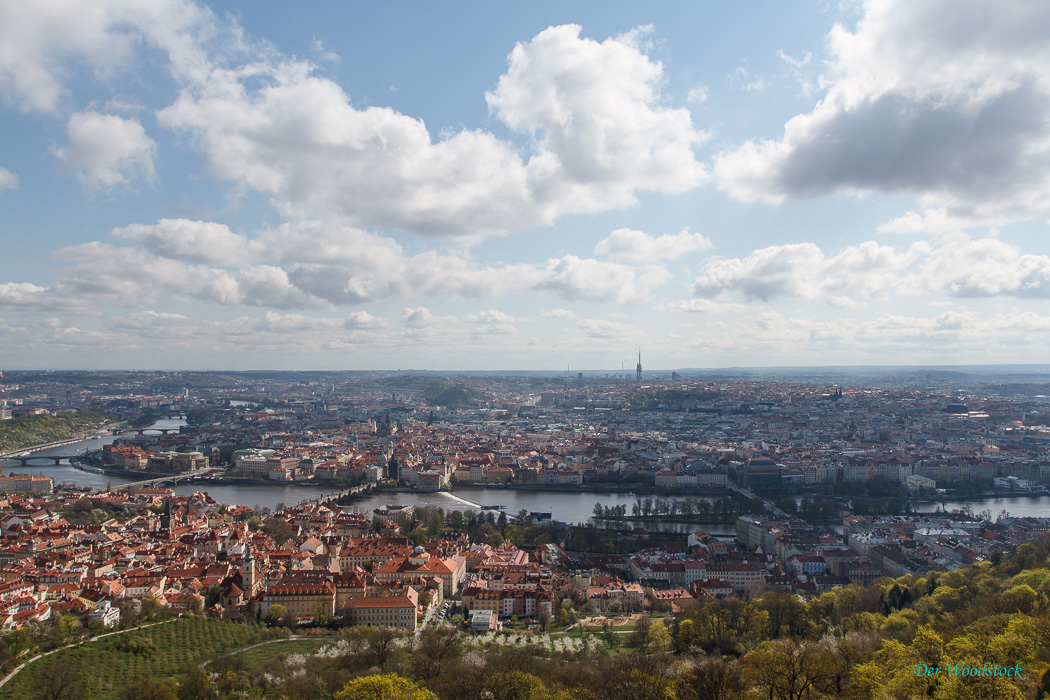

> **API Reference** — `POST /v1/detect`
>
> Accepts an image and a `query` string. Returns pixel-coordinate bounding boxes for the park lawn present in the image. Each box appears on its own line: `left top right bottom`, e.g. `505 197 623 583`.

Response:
0 617 286 700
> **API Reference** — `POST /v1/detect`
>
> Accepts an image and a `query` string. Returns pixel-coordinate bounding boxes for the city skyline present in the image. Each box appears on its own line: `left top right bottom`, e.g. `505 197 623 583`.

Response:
2 1 1050 370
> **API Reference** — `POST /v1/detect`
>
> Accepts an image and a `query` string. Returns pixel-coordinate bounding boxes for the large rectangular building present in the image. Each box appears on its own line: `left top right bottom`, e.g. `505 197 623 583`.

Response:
0 475 52 494
342 596 417 630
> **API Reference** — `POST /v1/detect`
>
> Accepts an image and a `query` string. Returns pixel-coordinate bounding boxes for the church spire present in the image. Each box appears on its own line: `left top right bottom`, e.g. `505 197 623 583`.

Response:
635 347 642 381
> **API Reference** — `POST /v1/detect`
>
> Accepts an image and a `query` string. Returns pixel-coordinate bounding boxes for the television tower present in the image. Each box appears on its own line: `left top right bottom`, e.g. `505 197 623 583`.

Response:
635 348 642 381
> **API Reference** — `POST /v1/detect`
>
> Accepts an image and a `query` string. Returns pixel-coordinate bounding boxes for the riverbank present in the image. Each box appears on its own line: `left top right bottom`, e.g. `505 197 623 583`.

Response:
593 514 741 524
910 491 1050 503
0 432 112 460
459 483 734 496
373 484 733 497
0 437 86 459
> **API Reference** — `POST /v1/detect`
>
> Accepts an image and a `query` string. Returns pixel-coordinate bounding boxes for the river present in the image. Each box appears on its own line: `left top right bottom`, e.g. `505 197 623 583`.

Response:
4 422 1050 527
912 495 1050 519
0 417 190 491
338 488 743 536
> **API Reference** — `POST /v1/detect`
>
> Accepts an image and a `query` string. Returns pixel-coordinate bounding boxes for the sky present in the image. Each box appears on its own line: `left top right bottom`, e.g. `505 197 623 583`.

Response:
2 0 1050 371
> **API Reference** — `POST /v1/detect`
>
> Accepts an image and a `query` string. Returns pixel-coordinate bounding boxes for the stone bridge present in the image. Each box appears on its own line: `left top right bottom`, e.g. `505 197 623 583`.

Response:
289 481 377 511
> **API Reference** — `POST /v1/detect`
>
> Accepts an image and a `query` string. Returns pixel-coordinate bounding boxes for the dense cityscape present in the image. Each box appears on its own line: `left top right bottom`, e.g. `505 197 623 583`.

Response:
0 368 1048 696
3 0 1050 695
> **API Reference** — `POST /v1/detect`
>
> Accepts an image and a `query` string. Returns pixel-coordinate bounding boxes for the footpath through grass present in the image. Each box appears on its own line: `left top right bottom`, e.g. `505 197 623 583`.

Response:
0 617 288 700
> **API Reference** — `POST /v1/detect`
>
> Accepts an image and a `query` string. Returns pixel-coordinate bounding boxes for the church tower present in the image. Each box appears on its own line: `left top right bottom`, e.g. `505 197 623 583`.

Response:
635 348 642 381
242 541 257 597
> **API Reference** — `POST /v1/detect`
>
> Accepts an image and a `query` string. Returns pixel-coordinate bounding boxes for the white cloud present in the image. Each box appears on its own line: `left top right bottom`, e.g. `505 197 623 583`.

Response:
578 318 635 339
472 309 513 324
0 166 18 191
714 0 1050 226
877 209 968 235
153 23 706 237
100 309 394 355
686 85 709 104
0 0 222 114
729 67 767 93
259 221 404 267
54 112 156 191
402 307 435 327
344 311 387 330
236 265 330 310
998 311 1050 332
0 282 93 313
159 68 534 236
112 310 188 326
911 236 1050 298
776 49 816 95
106 310 192 339
287 251 530 307
52 216 683 310
488 25 707 211
255 311 342 333
52 212 1050 319
30 317 122 348
665 299 748 314
52 242 330 309
468 309 517 334
274 249 670 308
693 240 926 303
534 255 670 304
822 240 930 298
594 227 713 262
777 49 811 70
311 38 339 63
112 219 260 265
691 235 1050 306
55 241 240 304
694 242 825 301
541 308 576 320
1 6 707 236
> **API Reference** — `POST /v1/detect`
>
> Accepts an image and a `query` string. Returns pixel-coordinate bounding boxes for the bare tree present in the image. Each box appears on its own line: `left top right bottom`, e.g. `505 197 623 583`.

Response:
741 638 832 700
676 658 745 700
412 626 462 682
537 606 551 633
364 625 400 668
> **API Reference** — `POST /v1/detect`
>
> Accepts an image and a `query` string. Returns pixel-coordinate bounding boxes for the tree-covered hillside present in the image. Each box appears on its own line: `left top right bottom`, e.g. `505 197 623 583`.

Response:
0 411 112 451
8 539 1050 698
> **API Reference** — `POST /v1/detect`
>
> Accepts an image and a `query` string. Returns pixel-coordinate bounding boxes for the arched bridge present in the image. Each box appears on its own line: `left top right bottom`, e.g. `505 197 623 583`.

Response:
90 468 221 495
1 455 79 466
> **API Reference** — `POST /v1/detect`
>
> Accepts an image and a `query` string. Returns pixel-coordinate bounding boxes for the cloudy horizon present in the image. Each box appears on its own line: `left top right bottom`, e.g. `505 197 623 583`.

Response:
2 1 1049 371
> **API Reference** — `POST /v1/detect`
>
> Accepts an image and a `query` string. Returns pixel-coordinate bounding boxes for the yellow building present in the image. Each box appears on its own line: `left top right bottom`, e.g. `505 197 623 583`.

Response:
258 582 335 618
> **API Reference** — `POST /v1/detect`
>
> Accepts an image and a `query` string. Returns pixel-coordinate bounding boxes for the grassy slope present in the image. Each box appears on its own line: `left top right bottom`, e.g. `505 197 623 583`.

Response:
0 618 287 700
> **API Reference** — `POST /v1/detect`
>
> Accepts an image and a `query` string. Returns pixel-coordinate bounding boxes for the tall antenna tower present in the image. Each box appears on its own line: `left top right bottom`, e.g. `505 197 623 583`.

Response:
635 348 642 381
